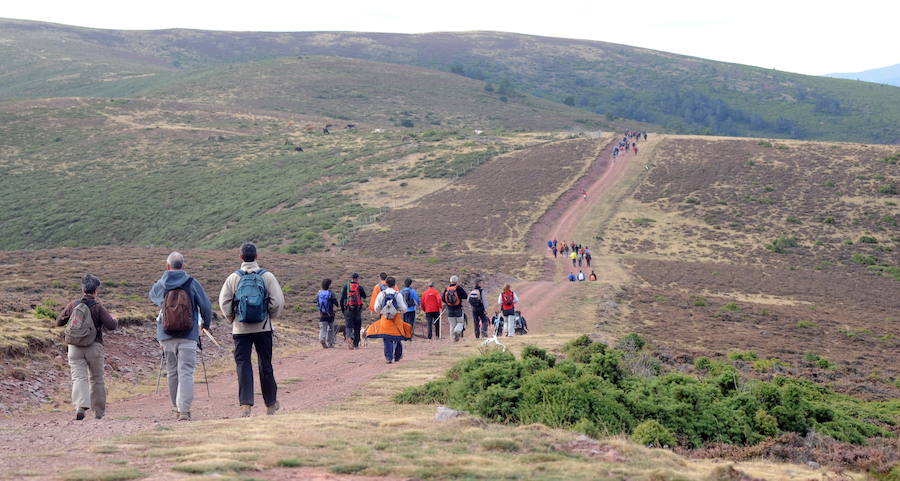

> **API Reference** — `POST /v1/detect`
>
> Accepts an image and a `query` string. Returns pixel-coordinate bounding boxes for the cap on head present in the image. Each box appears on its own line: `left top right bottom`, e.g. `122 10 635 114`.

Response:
351 273 359 279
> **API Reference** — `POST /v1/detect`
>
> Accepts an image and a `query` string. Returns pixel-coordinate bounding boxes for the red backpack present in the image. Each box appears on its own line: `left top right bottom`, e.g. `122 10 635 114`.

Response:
444 285 461 307
501 290 515 310
346 282 363 310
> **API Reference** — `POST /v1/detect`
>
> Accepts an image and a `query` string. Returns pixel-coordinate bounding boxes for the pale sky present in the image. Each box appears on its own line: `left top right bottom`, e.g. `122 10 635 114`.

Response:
2 0 897 76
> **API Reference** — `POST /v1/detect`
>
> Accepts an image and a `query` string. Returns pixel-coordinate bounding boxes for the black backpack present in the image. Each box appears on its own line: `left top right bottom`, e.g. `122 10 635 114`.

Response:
468 289 484 310
402 287 416 308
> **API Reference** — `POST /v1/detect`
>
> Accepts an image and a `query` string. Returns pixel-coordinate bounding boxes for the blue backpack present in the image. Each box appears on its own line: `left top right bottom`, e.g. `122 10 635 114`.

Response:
317 290 334 314
234 269 269 323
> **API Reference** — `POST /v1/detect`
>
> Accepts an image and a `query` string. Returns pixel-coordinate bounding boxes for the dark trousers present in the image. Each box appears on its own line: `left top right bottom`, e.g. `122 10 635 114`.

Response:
344 309 362 347
472 309 489 338
403 311 416 338
425 312 440 339
383 339 403 361
233 331 277 407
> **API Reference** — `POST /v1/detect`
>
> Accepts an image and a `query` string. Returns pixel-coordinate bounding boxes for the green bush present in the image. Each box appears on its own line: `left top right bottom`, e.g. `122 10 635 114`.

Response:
34 305 57 320
851 253 878 265
727 351 758 361
766 236 799 253
521 345 556 368
859 235 878 244
632 420 676 448
617 333 646 351
878 183 897 195
394 378 451 404
720 302 742 312
397 336 895 448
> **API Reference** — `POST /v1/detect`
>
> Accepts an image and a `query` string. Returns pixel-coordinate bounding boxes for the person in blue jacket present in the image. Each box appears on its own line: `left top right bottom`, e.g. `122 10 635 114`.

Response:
400 278 421 340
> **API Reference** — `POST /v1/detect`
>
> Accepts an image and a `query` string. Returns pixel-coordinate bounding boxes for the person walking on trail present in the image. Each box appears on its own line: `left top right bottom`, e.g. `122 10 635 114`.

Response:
57 274 118 420
577 250 584 267
547 240 553 249
369 272 389 316
585 249 592 267
582 189 588 200
316 279 339 348
468 280 489 338
366 277 411 364
552 238 558 249
570 250 577 267
567 272 577 282
339 273 367 349
149 251 213 422
589 271 598 281
218 242 285 418
551 244 558 258
633 143 638 155
420 281 442 339
498 285 520 337
400 278 420 340
577 270 586 281
443 276 468 342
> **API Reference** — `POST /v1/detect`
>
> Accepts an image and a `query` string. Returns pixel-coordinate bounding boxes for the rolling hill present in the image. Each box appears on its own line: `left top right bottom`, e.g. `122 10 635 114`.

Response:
2 18 900 143
827 62 900 87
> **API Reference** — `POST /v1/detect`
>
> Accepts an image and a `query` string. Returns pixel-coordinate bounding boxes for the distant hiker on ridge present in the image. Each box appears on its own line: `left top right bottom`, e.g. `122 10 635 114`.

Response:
149 251 213 422
218 242 285 418
57 274 118 420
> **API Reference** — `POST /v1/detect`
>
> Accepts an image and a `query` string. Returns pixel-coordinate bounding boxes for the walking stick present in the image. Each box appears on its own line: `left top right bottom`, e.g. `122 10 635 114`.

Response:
198 337 211 398
155 348 164 395
436 308 445 340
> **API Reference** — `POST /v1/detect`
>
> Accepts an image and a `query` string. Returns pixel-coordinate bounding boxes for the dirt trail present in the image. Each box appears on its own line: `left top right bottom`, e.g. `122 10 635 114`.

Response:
0 134 636 480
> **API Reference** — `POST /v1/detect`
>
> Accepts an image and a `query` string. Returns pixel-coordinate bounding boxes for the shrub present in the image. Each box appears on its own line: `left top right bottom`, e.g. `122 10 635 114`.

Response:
753 409 779 436
521 345 556 368
878 184 897 195
721 302 742 312
632 420 676 448
795 320 818 328
633 217 656 225
766 236 799 253
727 351 758 361
562 335 606 363
752 358 786 373
400 119 414 128
616 333 646 352
859 235 878 244
851 253 878 265
785 216 802 224
691 296 707 306
481 438 519 452
394 378 451 404
34 305 57 320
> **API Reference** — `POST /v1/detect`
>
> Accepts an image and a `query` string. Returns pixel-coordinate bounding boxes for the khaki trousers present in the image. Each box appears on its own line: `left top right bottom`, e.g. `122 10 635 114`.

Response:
67 343 106 417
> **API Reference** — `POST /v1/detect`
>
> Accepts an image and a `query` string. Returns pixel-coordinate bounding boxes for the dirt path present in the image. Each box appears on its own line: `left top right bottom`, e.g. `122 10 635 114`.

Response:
1 134 636 480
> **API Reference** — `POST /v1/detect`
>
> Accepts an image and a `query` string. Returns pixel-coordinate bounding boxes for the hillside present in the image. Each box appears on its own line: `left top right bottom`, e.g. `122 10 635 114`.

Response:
2 19 900 143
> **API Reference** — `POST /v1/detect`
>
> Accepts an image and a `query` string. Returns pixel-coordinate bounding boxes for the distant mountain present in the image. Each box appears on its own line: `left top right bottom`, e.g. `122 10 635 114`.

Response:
2 18 900 143
826 63 900 87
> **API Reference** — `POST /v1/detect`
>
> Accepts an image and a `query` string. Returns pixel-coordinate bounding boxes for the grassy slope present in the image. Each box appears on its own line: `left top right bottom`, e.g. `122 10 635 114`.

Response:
0 97 581 250
2 19 899 142
138 56 614 131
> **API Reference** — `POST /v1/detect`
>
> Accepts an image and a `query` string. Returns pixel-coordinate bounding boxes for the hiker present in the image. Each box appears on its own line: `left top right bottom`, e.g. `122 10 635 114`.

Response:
366 276 410 363
218 242 285 418
339 273 367 349
567 272 577 282
577 250 584 267
498 285 520 337
551 245 558 258
570 250 577 267
547 240 553 249
369 272 388 316
582 189 588 200
149 251 213 422
443 276 468 342
468 280 489 338
552 238 558 249
585 250 592 267
420 281 442 339
577 270 586 281
633 144 638 155
400 278 420 340
316 279 339 348
589 271 598 281
57 274 118 420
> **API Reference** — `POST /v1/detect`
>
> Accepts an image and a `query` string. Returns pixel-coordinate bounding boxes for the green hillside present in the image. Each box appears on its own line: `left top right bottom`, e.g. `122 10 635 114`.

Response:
1 19 899 143
0 97 577 250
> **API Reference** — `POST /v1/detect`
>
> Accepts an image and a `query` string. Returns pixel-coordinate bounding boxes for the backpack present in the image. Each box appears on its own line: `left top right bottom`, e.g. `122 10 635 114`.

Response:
346 282 363 310
402 287 416 308
163 279 195 333
468 289 484 310
234 269 269 323
444 286 461 307
501 290 515 310
65 300 97 347
380 290 400 317
317 290 334 314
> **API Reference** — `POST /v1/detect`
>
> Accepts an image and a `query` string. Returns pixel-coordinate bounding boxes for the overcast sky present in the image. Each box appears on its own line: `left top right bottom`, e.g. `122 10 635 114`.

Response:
3 0 897 76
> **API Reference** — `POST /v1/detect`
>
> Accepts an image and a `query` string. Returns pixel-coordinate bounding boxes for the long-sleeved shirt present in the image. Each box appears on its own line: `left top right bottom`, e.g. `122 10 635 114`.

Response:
339 281 368 311
374 287 408 314
400 286 420 312
498 291 520 313
57 294 118 344
218 261 285 335
149 269 213 342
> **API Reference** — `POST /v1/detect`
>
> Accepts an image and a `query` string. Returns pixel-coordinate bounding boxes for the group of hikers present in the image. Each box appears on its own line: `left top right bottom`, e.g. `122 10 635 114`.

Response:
55 242 524 422
547 238 598 282
612 130 647 160
58 243 284 422
315 273 525 363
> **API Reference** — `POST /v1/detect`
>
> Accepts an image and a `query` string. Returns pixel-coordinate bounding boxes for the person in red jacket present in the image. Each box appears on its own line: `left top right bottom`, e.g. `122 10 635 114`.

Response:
420 281 443 339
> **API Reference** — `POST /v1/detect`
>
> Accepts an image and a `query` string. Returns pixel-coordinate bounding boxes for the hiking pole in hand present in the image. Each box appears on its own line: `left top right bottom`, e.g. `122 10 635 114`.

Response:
155 348 165 395
198 336 211 398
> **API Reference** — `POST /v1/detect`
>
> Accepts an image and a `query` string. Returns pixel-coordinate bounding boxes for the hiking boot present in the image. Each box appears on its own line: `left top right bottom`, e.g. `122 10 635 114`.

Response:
266 402 280 416
346 338 354 350
177 412 191 421
321 340 328 349
240 405 252 418
94 412 104 420
386 359 393 364
75 407 87 421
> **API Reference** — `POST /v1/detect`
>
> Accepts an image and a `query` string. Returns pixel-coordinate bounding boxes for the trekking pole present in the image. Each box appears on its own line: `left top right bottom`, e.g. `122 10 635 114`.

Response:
155 348 164 395
198 337 211 398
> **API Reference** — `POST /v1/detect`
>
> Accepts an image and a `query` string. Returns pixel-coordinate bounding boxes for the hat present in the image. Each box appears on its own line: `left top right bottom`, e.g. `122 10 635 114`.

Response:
351 273 359 279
